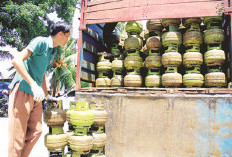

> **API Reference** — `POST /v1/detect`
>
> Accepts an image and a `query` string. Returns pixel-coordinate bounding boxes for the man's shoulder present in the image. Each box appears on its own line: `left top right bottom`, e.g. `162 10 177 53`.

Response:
26 36 52 54
32 36 50 44
28 36 51 50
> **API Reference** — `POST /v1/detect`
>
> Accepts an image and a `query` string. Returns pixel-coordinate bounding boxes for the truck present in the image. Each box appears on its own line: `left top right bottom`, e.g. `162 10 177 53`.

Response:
70 0 232 156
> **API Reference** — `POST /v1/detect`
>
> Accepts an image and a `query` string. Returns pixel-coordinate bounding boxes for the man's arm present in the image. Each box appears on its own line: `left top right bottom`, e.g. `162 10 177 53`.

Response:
12 48 35 86
12 48 45 102
41 74 49 97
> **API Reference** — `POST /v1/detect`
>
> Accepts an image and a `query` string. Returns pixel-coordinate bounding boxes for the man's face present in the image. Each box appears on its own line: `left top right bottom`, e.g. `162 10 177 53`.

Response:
60 32 70 47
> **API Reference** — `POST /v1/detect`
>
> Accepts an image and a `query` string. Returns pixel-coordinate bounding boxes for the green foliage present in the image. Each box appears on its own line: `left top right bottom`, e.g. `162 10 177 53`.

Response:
64 39 77 58
51 0 77 24
0 50 13 60
54 65 75 90
117 22 126 31
51 39 77 91
0 0 78 50
66 58 76 81
81 81 92 88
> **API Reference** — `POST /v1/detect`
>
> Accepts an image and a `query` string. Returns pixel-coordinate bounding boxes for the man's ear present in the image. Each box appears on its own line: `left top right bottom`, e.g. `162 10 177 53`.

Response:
57 31 63 36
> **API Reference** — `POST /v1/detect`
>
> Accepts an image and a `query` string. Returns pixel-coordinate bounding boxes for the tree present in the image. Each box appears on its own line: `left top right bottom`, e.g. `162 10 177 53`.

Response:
50 39 77 95
0 0 78 50
0 0 80 95
116 22 126 31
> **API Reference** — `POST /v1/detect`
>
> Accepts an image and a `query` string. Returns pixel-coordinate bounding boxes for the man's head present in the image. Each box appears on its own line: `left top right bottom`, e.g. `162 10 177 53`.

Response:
50 21 70 47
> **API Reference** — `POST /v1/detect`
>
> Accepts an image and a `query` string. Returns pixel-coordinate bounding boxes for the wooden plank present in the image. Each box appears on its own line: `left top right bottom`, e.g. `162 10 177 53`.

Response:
134 0 220 6
86 1 223 24
88 0 123 6
87 0 222 20
87 0 219 13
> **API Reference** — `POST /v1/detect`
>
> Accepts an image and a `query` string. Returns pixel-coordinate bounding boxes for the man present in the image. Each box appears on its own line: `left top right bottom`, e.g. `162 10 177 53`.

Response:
8 21 70 157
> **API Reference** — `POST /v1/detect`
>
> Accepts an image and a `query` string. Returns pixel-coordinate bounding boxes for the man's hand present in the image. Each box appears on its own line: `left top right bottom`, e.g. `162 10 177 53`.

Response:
31 82 45 102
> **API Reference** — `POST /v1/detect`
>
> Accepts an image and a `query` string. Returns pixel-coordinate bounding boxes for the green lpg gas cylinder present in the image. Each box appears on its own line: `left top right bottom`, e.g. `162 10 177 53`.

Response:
70 101 94 128
145 55 162 69
69 135 93 153
146 36 162 50
125 21 143 36
44 108 66 126
203 16 223 29
161 18 181 28
145 69 161 87
183 51 203 67
124 36 143 51
96 72 111 87
111 58 124 71
204 49 225 66
111 74 123 87
182 17 202 29
162 67 182 87
183 67 204 87
183 73 204 87
96 55 111 72
204 29 224 44
146 19 162 32
45 133 68 151
162 31 182 47
205 72 226 87
92 132 107 149
124 55 143 70
183 31 203 47
162 51 182 67
124 69 142 87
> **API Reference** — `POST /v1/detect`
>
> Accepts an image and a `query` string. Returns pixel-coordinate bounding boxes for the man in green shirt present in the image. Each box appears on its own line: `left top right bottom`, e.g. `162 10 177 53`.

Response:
8 21 70 157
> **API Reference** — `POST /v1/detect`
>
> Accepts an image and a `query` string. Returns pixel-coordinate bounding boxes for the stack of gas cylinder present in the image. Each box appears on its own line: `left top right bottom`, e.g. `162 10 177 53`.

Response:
111 39 124 87
44 101 108 157
144 20 162 87
95 16 227 88
96 52 112 87
67 101 107 157
44 101 68 156
89 103 108 157
67 101 95 157
182 18 204 87
161 19 183 87
123 21 144 87
203 16 226 87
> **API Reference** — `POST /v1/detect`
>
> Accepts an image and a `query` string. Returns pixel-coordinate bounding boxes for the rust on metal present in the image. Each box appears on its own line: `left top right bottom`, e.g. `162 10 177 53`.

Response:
75 91 232 157
78 87 232 94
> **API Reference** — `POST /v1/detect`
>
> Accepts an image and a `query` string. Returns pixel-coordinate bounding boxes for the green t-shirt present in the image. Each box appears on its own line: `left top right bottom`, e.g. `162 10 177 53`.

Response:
9 36 58 95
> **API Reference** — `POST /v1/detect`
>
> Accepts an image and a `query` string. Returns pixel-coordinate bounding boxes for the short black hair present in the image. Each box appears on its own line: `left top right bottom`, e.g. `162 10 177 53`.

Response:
50 21 70 36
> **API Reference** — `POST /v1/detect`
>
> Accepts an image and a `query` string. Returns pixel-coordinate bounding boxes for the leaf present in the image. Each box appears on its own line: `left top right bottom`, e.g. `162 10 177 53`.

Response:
0 0 79 49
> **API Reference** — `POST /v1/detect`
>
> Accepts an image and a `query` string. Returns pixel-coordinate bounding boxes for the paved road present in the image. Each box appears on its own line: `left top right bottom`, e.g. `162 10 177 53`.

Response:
0 117 49 157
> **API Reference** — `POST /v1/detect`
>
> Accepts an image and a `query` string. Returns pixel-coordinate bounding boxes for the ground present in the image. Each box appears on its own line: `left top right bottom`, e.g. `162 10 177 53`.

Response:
0 116 49 157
